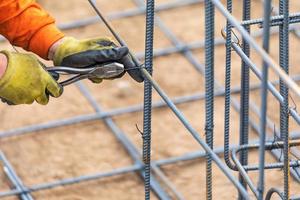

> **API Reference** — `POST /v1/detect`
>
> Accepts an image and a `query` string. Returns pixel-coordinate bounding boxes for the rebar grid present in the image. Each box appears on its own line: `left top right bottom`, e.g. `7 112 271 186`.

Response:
0 0 299 199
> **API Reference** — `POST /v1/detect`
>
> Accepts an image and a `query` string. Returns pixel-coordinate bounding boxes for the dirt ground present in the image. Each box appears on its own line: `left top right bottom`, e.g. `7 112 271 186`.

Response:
0 0 300 199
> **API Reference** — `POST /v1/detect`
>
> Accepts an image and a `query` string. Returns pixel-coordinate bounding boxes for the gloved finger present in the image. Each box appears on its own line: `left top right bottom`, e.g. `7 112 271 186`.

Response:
96 39 115 47
61 47 129 68
120 55 144 82
35 93 49 105
88 77 103 84
84 37 115 47
46 80 63 98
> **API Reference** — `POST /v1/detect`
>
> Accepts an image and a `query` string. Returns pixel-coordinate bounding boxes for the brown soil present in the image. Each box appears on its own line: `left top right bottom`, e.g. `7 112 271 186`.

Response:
0 0 299 199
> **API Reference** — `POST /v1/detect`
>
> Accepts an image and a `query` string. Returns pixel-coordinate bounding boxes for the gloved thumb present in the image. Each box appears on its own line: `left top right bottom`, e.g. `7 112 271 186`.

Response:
121 55 144 82
46 79 63 98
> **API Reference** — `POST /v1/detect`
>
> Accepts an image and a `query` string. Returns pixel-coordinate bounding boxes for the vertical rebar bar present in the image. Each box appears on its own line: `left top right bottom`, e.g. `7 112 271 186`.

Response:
279 0 290 199
238 1 251 199
143 0 155 199
205 0 215 199
258 0 272 199
224 0 237 170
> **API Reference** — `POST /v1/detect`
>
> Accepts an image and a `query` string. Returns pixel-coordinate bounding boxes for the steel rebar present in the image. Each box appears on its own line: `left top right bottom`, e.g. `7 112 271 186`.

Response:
279 0 291 199
205 0 215 199
238 1 251 198
258 0 272 198
142 0 155 199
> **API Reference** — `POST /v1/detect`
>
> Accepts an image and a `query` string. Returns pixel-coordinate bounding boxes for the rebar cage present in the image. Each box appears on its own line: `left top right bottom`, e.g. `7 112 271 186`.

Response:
0 0 300 199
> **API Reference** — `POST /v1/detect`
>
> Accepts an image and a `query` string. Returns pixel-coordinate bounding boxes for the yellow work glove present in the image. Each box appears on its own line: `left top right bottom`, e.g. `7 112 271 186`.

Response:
0 51 63 105
53 37 144 83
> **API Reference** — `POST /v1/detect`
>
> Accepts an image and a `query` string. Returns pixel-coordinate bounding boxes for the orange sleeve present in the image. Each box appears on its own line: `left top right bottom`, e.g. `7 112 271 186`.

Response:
0 0 65 59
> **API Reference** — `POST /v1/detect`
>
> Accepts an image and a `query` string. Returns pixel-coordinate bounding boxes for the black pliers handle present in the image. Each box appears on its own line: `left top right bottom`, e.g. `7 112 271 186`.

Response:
47 62 125 87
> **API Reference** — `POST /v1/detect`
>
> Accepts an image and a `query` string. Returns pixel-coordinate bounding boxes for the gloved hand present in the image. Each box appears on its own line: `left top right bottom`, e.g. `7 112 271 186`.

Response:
0 51 63 105
53 37 144 83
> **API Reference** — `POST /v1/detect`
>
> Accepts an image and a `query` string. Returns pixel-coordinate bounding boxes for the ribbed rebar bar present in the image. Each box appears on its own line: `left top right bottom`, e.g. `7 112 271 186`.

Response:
279 0 290 199
238 1 251 198
240 12 300 27
224 0 237 171
205 1 215 199
143 0 155 199
231 140 300 198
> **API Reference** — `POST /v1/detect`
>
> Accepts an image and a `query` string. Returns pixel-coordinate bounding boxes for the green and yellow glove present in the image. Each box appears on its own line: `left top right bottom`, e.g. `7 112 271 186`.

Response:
0 51 63 105
53 37 144 83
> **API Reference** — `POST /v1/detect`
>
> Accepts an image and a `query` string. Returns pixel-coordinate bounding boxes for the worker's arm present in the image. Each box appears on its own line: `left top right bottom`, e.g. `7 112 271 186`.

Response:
0 0 65 59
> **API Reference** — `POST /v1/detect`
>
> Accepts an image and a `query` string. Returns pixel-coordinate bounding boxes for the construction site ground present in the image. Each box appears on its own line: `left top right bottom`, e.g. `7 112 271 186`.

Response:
0 0 300 199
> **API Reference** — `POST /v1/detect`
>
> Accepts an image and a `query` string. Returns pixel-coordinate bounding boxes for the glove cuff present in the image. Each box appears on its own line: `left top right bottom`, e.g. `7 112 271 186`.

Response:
53 36 78 66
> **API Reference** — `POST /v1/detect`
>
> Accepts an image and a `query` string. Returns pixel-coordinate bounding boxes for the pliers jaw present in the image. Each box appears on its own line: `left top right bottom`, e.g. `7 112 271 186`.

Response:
47 62 125 87
88 62 124 79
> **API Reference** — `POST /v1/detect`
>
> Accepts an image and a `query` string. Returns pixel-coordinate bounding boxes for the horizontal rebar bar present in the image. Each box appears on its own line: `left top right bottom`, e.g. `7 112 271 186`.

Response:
155 131 300 167
232 141 300 170
240 12 300 27
248 101 300 183
0 164 142 198
232 140 300 198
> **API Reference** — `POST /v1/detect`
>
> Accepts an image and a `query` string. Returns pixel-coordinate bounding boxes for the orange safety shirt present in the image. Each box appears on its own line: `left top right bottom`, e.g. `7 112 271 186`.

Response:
0 0 65 59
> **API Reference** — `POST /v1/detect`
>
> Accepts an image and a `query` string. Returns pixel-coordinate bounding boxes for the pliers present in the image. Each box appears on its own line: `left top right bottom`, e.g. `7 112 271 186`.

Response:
47 62 125 87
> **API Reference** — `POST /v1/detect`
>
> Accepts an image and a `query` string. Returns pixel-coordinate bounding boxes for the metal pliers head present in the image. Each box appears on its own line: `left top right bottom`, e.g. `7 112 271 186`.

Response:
47 62 125 87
